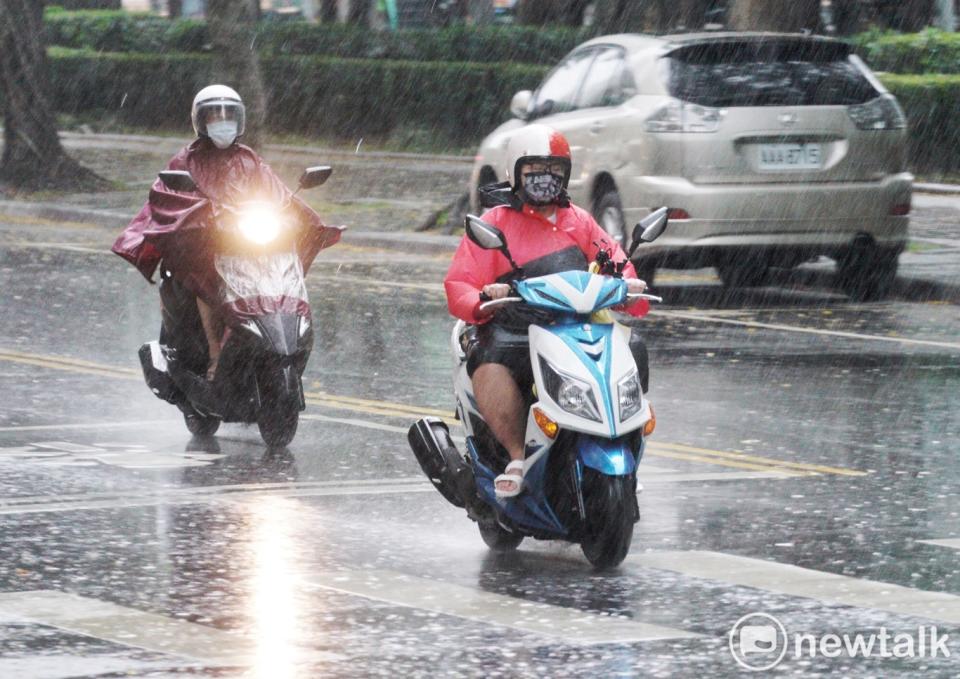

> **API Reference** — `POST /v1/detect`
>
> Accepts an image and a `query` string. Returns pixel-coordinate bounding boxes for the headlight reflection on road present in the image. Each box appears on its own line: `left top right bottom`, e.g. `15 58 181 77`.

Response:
248 495 306 678
238 204 281 245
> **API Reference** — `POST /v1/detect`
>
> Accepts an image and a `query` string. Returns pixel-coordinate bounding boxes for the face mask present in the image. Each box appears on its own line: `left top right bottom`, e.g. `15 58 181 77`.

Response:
521 171 565 206
207 120 238 149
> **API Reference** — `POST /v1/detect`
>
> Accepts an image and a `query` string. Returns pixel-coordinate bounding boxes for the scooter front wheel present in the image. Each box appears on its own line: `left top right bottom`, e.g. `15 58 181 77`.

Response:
478 519 523 552
258 405 298 449
580 472 636 570
183 410 220 438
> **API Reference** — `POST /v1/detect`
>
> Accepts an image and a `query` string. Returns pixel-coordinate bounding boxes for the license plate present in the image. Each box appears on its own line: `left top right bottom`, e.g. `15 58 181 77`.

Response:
757 143 822 171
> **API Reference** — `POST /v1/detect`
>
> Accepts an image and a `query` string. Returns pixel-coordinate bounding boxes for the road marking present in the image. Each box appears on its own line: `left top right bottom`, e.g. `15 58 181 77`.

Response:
633 551 960 624
308 570 700 644
919 539 960 550
0 590 255 666
656 309 960 351
649 442 867 477
0 419 178 433
0 349 864 477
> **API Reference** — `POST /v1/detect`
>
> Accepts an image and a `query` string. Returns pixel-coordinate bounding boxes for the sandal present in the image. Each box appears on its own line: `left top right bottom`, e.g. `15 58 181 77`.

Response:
494 460 525 499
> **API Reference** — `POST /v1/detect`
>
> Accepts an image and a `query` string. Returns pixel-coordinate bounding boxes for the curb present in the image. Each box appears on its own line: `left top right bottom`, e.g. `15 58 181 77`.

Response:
914 182 960 196
0 200 460 254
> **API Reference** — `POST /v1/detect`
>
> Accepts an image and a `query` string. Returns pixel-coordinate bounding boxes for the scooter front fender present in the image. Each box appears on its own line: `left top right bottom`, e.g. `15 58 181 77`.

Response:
576 434 636 476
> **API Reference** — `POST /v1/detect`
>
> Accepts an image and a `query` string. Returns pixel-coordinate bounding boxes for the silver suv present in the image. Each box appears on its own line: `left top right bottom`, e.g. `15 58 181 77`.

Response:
471 33 913 300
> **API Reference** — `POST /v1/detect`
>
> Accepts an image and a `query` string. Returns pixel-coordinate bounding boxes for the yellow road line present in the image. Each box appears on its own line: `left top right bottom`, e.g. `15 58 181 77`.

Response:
645 448 813 476
0 347 863 477
305 390 452 418
652 441 867 477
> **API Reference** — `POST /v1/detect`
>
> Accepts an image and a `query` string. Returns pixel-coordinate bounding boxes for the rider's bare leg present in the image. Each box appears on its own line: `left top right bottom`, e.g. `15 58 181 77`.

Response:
472 363 525 493
196 297 222 380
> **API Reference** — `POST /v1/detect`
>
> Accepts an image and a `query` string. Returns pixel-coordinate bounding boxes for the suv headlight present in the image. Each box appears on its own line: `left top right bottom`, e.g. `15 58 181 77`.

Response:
539 356 602 422
238 204 281 244
618 370 642 421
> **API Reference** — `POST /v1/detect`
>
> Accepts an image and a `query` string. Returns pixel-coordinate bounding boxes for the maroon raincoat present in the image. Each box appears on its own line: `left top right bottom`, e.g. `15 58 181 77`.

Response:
112 139 342 316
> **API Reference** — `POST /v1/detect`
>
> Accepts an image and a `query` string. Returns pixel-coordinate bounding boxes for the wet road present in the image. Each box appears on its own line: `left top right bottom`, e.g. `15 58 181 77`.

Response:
2 210 960 677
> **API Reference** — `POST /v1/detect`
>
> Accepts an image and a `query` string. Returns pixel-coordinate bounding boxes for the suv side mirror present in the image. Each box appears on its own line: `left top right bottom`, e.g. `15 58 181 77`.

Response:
627 207 669 257
510 90 533 120
299 166 332 189
158 170 198 193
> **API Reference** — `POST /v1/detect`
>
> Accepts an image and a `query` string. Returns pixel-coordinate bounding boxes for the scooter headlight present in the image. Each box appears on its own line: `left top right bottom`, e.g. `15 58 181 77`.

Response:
538 356 602 422
618 370 642 421
237 203 281 245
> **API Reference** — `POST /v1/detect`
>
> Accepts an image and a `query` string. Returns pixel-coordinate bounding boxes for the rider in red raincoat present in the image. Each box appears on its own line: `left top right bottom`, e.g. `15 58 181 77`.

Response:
444 125 650 498
112 85 341 378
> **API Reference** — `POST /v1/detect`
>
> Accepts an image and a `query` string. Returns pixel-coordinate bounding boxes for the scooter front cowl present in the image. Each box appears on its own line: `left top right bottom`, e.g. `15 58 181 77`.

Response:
246 313 307 356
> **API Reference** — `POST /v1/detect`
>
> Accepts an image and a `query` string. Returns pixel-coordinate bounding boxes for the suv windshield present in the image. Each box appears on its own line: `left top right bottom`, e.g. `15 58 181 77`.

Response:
664 39 879 107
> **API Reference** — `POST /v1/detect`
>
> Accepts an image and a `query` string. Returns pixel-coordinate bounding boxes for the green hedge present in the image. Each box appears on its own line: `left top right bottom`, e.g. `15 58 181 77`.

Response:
44 10 586 65
881 73 960 173
47 48 548 144
854 29 960 74
43 49 960 172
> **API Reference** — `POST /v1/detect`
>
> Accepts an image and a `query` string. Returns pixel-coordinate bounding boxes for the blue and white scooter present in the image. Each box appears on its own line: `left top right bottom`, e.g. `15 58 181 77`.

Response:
409 208 667 569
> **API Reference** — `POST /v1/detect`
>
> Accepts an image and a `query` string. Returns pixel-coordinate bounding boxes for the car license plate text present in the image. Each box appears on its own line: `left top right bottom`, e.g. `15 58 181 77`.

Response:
758 143 822 171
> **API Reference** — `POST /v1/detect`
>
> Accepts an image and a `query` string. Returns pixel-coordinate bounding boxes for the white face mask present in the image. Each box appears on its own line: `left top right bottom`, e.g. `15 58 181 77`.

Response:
207 120 238 149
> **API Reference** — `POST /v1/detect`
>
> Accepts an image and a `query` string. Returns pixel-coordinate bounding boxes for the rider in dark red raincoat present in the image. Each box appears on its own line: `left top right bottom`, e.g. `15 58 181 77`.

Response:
112 85 341 377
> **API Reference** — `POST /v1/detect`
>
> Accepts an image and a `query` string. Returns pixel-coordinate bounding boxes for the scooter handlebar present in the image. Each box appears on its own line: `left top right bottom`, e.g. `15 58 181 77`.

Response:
478 297 523 312
627 293 663 303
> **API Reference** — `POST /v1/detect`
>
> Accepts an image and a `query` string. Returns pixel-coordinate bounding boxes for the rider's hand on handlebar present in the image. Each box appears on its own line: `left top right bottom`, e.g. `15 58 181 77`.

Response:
482 283 512 300
625 278 647 294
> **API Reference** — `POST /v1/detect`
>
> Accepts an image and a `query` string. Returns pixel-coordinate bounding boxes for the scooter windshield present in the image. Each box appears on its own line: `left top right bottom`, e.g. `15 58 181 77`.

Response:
214 252 309 320
516 271 627 315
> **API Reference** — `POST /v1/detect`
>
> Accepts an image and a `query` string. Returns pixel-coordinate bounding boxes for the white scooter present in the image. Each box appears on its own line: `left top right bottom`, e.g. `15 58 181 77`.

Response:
409 208 668 569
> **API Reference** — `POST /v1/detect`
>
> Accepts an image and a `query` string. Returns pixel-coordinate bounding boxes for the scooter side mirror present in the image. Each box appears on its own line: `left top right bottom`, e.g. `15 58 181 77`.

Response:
158 170 198 193
627 207 669 257
299 165 332 190
464 214 507 251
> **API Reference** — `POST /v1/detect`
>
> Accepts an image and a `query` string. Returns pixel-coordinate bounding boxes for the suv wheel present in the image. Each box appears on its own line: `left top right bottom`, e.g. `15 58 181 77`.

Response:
837 248 898 302
593 189 626 247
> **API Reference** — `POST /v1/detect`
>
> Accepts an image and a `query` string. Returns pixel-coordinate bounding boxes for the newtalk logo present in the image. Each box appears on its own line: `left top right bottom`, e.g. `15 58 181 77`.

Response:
729 612 951 671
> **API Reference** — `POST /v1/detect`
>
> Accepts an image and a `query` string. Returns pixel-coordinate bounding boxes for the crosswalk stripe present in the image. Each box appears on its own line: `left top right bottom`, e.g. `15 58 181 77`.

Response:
308 570 700 644
632 551 960 624
0 590 252 665
919 539 960 551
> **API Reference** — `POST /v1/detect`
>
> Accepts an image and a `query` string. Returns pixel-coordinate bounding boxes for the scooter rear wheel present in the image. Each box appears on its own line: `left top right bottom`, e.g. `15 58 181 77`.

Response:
580 472 636 570
183 411 220 438
478 519 523 552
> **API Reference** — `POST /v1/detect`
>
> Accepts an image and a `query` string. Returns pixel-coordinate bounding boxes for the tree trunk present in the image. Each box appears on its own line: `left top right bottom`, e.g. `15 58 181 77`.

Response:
319 0 337 22
346 0 371 24
0 0 105 191
168 0 183 17
516 0 590 25
876 0 935 31
593 0 650 33
206 0 267 149
727 0 821 32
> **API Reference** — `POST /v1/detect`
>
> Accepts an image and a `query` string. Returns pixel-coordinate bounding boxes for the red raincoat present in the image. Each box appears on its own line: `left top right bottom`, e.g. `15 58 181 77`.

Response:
112 139 342 310
444 203 650 325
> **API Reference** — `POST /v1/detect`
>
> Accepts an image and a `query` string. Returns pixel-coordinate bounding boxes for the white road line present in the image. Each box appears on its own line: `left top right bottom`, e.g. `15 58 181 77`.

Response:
0 470 802 516
632 551 960 624
655 310 960 351
919 538 960 550
308 570 700 644
0 590 255 666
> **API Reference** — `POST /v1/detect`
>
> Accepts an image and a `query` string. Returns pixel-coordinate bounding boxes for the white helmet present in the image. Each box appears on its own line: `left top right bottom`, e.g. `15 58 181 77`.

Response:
504 124 572 192
191 84 245 149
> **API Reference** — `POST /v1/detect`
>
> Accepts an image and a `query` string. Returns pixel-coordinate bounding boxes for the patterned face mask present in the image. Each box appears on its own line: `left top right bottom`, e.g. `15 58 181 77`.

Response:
521 171 565 206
